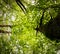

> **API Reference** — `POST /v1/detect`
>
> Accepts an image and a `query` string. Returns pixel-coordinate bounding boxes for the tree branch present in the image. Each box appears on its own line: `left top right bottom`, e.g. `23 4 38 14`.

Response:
0 25 13 27
0 30 11 33
39 10 45 26
36 3 60 10
15 0 26 13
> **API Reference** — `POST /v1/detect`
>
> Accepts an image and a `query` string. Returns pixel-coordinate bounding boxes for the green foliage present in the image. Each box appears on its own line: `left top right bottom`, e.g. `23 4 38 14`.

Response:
0 0 60 54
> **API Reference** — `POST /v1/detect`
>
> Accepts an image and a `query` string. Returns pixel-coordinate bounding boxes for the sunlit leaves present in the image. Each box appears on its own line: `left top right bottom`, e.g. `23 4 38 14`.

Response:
0 0 60 54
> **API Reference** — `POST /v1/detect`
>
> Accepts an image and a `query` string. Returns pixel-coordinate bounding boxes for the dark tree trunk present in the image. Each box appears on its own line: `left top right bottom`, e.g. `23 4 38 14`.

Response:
35 11 60 41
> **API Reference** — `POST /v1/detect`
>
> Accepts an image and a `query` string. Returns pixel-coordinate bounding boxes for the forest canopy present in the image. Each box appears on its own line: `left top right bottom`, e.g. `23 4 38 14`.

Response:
0 0 60 54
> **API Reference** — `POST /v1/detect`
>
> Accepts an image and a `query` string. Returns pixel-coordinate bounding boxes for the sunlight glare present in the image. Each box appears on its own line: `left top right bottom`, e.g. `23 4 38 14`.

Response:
11 16 15 21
